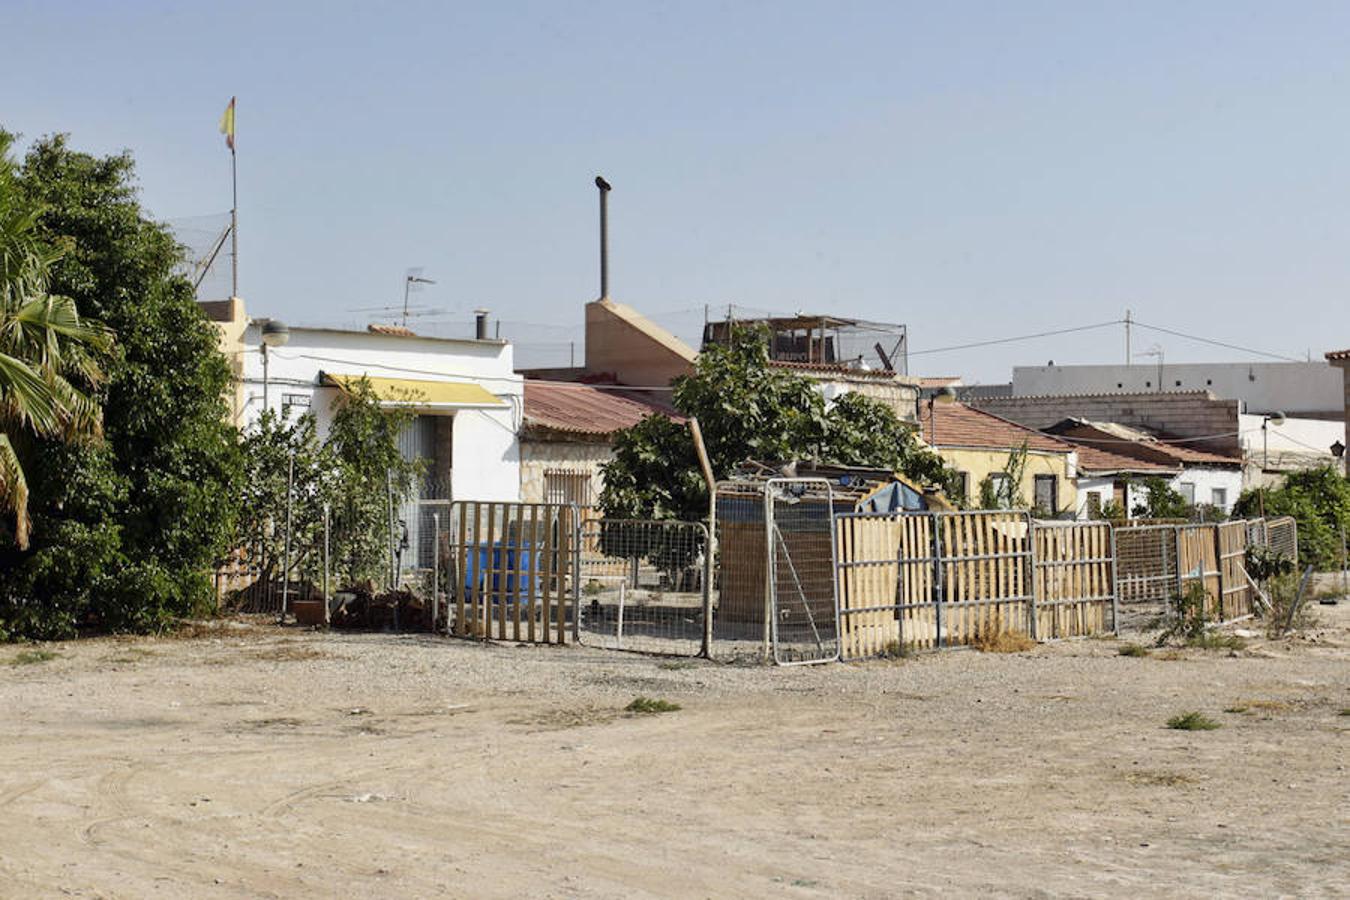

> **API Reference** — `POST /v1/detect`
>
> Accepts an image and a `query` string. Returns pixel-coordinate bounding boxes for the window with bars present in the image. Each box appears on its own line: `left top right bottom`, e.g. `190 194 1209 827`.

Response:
544 469 593 508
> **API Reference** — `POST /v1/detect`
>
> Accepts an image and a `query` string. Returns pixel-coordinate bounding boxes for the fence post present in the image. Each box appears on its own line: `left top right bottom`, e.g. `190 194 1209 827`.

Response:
1212 524 1226 621
323 501 331 626
1026 516 1039 641
762 486 775 662
385 469 396 591
700 520 714 660
930 513 944 649
280 449 294 625
1109 524 1119 634
432 512 441 633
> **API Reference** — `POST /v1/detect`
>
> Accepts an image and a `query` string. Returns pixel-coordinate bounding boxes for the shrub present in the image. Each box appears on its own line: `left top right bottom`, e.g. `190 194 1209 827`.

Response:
1118 642 1150 658
971 629 1035 653
1166 711 1221 731
625 696 682 714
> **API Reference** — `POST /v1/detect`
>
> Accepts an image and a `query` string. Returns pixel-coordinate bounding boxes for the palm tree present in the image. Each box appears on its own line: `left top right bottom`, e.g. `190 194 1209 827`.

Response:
0 134 113 548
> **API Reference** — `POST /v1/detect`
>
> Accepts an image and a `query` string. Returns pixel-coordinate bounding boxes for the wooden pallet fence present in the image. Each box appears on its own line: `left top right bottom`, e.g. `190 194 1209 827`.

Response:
1032 521 1115 638
936 511 1033 647
1177 524 1222 619
450 501 576 644
1217 521 1253 620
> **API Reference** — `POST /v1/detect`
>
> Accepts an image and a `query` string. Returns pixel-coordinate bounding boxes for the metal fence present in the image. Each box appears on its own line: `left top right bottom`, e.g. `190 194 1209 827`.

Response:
1032 520 1116 639
765 478 840 665
576 519 712 657
1114 525 1179 605
1267 516 1298 565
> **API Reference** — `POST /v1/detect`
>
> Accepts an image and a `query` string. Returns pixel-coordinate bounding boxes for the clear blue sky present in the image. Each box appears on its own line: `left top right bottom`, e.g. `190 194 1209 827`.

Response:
5 0 1349 382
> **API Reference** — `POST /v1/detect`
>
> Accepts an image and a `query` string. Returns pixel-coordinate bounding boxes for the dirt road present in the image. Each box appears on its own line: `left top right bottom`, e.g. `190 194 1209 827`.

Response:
1 607 1346 898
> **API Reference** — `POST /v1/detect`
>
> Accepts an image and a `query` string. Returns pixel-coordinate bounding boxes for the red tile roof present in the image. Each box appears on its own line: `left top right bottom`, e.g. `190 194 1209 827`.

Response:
523 381 678 437
921 403 1073 454
1326 348 1350 361
1070 443 1176 475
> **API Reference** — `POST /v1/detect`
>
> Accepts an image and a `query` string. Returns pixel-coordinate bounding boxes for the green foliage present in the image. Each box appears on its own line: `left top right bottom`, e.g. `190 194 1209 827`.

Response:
0 133 242 640
0 131 114 549
599 325 958 523
1234 466 1350 569
1155 581 1211 646
625 696 682 714
978 441 1028 510
1245 544 1293 582
1131 476 1191 521
1166 711 1221 731
234 379 419 593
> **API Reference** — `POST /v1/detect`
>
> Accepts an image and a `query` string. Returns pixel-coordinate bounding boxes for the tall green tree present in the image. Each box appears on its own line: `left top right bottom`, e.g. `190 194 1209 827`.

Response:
1233 465 1350 569
599 326 956 523
0 133 242 639
0 133 113 548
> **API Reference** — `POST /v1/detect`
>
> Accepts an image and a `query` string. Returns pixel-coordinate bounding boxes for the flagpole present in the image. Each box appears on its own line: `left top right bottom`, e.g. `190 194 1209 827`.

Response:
230 116 238 299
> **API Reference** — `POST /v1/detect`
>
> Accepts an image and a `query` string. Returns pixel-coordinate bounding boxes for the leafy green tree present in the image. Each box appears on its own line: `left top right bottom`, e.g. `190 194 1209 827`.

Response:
233 380 421 596
599 325 957 525
1131 476 1191 521
0 132 113 548
1233 465 1350 569
978 441 1029 511
0 133 241 639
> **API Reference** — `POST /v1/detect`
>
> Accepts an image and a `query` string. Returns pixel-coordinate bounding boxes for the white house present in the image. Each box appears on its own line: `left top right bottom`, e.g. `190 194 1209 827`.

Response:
203 299 522 503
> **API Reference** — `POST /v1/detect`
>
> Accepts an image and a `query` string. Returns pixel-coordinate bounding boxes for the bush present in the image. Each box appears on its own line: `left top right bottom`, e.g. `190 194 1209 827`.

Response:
1166 711 1221 731
1234 466 1350 570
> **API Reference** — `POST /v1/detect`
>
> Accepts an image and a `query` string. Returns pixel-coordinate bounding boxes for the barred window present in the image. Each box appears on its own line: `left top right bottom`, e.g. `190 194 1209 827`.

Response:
544 469 593 507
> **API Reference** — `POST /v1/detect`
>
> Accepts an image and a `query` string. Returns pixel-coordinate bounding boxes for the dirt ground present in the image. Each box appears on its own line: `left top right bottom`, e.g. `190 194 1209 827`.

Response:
1 602 1347 899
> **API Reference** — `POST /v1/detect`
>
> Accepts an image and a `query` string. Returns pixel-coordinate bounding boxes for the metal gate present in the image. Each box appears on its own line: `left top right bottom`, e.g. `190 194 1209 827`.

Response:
765 478 840 665
575 518 712 657
443 501 580 643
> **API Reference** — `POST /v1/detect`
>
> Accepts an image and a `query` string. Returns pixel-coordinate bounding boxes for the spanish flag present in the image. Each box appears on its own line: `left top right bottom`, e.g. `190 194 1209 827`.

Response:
219 97 236 152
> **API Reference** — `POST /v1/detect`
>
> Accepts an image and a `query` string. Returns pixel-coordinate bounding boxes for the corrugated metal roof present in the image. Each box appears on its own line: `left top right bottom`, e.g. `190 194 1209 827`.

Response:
921 403 1074 454
1326 348 1350 361
523 381 678 436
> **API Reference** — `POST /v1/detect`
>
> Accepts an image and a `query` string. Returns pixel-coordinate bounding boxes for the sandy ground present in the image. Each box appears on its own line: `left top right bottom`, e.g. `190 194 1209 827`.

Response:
1 602 1347 899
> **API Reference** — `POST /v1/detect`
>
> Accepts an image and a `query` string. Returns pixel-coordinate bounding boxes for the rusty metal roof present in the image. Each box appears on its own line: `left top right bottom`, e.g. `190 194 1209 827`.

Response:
523 380 678 437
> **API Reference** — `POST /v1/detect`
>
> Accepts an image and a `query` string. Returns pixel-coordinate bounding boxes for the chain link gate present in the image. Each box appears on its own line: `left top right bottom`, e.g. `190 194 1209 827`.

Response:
576 519 712 657
765 478 841 665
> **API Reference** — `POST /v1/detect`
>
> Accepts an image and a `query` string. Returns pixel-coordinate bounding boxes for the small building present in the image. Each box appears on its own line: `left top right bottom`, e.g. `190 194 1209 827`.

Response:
519 380 678 510
702 313 921 423
203 299 522 503
921 403 1078 516
1067 444 1179 519
1044 419 1243 515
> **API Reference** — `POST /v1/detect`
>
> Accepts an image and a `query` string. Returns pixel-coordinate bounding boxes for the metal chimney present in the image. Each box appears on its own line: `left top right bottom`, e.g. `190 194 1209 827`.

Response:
474 308 490 341
595 175 612 300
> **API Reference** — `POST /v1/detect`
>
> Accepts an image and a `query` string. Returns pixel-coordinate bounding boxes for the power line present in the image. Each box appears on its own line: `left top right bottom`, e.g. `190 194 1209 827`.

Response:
908 320 1123 357
1129 320 1302 362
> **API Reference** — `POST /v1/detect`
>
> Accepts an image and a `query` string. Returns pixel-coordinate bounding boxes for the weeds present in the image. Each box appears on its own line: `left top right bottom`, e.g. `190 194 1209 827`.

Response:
625 696 682 714
880 640 912 659
657 660 697 671
1166 711 1221 731
1118 643 1150 658
1155 582 1211 647
971 630 1035 653
1185 632 1247 651
6 649 59 665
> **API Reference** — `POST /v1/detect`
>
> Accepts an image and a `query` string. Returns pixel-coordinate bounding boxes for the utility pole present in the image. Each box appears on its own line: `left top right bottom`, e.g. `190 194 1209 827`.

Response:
1124 309 1132 366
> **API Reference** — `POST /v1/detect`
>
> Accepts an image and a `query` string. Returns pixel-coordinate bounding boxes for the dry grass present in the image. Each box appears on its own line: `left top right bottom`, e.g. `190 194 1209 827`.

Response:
625 696 682 714
1126 771 1197 787
245 643 327 663
971 630 1036 653
1118 642 1150 658
5 649 59 666
1225 699 1292 714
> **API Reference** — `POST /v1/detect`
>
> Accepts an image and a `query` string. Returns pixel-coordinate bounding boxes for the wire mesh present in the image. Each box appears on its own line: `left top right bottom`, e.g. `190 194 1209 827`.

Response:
575 519 711 656
766 478 840 665
710 484 774 663
1266 516 1298 565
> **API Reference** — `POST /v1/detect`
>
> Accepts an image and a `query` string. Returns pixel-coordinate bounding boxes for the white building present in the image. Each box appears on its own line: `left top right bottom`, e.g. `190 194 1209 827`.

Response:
1013 362 1342 418
205 299 522 503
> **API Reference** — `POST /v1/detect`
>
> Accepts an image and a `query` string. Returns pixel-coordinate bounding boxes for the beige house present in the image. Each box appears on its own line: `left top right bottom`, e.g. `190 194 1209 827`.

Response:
921 403 1078 515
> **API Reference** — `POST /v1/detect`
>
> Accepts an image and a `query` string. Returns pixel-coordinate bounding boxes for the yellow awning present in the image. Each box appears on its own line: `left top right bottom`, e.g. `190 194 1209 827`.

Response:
321 374 506 409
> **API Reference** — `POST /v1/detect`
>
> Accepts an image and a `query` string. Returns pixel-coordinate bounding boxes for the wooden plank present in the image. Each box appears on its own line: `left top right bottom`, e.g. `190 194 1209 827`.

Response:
523 505 538 642
539 506 555 644
455 502 469 636
557 506 572 644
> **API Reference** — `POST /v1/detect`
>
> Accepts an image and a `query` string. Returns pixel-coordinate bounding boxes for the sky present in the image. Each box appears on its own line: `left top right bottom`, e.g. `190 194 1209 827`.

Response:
4 0 1350 382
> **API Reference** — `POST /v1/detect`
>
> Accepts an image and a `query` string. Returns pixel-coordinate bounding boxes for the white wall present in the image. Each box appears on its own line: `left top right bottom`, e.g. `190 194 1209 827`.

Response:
239 324 522 501
1074 468 1242 519
1238 414 1342 461
1013 362 1342 416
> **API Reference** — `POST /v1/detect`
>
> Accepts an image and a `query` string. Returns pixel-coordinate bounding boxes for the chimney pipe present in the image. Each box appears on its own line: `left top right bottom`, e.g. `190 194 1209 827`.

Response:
595 175 612 300
474 308 489 341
